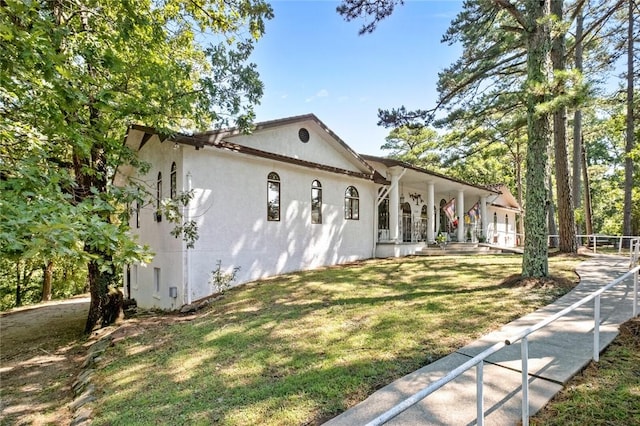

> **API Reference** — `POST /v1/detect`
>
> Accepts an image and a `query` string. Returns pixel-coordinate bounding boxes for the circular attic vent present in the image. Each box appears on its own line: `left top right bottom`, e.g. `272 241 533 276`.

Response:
298 128 310 143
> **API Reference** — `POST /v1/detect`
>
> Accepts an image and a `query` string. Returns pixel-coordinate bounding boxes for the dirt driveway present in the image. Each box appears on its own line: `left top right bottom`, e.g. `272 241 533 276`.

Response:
1 296 90 425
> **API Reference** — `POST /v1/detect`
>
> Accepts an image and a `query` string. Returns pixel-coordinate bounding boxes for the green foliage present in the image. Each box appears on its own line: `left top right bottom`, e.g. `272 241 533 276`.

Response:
208 260 241 294
0 257 87 311
161 190 199 249
0 0 273 318
380 126 442 167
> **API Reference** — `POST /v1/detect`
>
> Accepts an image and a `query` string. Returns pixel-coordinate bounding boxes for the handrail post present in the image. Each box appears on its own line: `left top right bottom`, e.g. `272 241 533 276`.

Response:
634 269 638 318
521 336 529 426
594 295 600 362
477 361 484 426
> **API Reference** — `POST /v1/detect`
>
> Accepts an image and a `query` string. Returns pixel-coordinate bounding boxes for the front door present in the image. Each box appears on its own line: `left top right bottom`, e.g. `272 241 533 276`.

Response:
401 202 412 242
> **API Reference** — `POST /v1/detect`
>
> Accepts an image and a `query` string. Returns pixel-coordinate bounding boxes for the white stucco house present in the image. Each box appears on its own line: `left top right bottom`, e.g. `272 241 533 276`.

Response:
117 114 522 310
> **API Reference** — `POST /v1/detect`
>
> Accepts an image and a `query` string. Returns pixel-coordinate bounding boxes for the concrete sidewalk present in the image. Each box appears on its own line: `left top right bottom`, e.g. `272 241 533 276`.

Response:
324 255 637 426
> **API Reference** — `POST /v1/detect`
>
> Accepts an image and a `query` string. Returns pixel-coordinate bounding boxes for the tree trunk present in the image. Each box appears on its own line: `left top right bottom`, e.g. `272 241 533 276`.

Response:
622 0 634 247
522 0 551 278
15 261 22 307
547 173 558 247
572 7 584 237
550 0 576 253
42 260 53 302
516 138 525 243
84 258 118 333
582 136 594 237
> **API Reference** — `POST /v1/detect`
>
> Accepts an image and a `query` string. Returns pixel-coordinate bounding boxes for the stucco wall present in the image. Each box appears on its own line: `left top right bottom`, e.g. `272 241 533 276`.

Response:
487 207 519 247
128 136 185 310
184 147 376 303
127 128 376 310
226 121 365 173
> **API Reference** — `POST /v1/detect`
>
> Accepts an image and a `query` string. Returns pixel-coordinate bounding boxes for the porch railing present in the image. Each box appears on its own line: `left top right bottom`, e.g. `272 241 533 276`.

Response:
365 259 640 426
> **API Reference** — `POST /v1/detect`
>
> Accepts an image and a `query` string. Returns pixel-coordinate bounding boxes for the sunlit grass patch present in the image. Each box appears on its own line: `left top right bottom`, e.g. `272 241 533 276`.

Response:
531 316 640 425
92 255 584 425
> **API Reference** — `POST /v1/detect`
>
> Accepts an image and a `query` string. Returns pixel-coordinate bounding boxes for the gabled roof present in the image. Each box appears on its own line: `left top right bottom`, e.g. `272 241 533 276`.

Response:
361 154 500 195
124 115 387 184
174 114 376 176
486 184 522 211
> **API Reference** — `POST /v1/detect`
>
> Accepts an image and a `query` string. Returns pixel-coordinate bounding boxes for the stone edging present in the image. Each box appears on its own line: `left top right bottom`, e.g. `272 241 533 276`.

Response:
68 327 118 426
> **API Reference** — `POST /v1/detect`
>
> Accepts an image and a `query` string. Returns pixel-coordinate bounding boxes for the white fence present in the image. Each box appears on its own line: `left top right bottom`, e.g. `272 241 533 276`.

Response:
366 240 640 426
547 234 640 254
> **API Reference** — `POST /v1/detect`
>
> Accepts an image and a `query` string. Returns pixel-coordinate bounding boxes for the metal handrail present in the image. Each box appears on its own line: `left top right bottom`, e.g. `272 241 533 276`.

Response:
547 234 640 254
366 264 640 426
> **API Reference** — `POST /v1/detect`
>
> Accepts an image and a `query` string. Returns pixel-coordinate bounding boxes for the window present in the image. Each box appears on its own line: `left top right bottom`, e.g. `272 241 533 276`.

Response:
135 200 140 228
420 205 428 241
439 199 448 233
401 202 412 242
267 172 280 221
298 128 310 143
155 172 162 222
170 162 177 199
311 180 322 224
344 186 359 220
378 188 389 231
154 267 161 294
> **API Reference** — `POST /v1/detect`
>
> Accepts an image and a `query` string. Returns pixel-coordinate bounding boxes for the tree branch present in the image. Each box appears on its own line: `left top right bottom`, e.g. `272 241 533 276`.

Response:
492 0 527 30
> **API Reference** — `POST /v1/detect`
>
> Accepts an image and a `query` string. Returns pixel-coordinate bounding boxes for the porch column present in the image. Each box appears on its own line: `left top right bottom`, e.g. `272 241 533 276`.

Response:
390 170 400 242
427 182 435 242
481 196 488 241
457 189 465 242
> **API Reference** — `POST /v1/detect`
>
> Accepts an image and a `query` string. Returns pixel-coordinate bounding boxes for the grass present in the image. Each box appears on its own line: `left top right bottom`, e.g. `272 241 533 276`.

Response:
531 316 640 425
91 255 584 426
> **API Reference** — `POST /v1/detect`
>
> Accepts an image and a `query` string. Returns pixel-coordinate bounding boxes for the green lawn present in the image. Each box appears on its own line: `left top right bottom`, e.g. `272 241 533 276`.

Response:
531 316 640 425
91 255 584 425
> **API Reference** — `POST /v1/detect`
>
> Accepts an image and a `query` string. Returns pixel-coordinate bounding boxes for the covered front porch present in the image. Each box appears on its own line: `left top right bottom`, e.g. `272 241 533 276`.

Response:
362 156 519 258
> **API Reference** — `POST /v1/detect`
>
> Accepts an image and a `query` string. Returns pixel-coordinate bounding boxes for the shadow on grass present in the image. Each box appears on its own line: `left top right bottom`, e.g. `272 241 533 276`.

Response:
92 255 582 426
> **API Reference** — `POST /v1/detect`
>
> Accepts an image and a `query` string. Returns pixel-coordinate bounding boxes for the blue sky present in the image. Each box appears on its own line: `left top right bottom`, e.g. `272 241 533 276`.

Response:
249 0 464 156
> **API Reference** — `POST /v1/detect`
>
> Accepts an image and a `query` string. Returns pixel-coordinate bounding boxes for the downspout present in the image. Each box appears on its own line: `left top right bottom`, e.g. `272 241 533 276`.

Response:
184 171 193 305
372 190 378 258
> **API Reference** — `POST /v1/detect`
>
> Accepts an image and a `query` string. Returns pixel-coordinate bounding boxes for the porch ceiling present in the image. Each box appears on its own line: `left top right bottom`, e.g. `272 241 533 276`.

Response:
397 168 497 198
361 154 499 198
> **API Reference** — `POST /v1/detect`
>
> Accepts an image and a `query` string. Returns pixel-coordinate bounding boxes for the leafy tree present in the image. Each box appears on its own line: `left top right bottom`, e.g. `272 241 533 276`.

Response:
338 0 556 276
380 126 442 166
1 0 272 331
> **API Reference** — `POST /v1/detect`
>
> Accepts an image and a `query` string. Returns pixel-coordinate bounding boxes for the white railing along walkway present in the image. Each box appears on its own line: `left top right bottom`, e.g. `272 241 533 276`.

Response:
547 234 640 254
366 243 640 426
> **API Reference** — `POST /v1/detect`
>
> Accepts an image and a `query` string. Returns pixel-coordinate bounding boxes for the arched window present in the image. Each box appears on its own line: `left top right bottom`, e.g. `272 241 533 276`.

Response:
378 188 389 233
267 172 280 221
170 162 177 199
155 172 162 222
344 186 359 220
505 214 510 244
439 199 448 233
420 205 428 241
401 202 412 242
311 180 322 224
493 212 498 243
